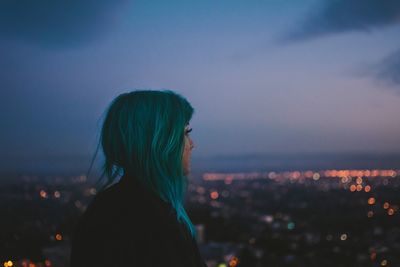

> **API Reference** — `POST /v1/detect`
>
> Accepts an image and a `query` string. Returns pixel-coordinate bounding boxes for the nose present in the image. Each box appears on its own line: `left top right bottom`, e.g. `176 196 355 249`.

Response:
189 138 194 149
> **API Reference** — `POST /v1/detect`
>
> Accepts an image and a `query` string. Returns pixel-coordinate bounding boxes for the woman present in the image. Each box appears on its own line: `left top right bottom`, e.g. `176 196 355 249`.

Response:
70 90 207 267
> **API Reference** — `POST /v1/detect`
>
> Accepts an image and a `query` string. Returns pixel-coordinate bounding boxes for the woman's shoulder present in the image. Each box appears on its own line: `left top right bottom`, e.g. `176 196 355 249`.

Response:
70 179 171 265
75 177 175 233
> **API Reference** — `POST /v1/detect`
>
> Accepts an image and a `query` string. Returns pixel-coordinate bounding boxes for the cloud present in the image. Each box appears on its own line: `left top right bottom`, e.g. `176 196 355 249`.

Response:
355 49 400 90
280 0 400 89
373 49 400 88
283 0 400 42
0 0 127 47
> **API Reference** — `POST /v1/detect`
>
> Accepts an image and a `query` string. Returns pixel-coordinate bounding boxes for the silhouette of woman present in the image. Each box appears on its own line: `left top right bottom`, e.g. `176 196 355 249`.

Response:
70 90 207 267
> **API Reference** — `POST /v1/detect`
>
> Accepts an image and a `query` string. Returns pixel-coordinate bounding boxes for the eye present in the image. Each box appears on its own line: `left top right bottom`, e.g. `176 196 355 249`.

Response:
185 128 192 135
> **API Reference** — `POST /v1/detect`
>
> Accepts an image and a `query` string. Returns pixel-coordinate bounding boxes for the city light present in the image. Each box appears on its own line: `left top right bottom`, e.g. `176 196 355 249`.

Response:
340 234 348 241
55 233 63 241
39 190 48 199
225 176 233 185
368 197 376 205
388 208 395 216
203 169 399 181
350 185 357 192
210 191 219 200
341 176 349 183
228 256 239 267
53 191 61 198
199 168 400 265
5 168 400 266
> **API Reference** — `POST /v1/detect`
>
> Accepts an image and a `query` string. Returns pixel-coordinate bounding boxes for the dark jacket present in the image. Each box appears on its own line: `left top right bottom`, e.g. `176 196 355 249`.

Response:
70 175 208 267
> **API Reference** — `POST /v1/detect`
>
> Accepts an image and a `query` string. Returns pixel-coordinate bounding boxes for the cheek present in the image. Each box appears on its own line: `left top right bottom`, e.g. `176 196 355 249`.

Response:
184 137 190 151
182 138 188 156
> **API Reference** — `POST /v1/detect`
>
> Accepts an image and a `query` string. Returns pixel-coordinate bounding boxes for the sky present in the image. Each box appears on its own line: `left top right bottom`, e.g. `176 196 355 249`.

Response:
1 0 400 173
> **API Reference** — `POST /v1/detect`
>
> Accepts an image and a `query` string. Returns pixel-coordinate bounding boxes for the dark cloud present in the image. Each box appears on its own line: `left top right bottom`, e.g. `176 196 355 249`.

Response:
0 0 127 47
373 49 400 88
283 0 400 42
281 0 400 89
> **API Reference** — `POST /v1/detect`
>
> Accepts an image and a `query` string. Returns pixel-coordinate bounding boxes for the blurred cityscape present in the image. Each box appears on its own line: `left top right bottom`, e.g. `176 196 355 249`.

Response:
1 168 400 267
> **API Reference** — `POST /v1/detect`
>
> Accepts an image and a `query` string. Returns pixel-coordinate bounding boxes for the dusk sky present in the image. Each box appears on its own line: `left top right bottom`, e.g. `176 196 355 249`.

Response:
1 0 400 172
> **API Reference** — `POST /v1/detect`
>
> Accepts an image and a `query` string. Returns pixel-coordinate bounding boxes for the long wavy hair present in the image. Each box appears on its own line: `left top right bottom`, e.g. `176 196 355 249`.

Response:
96 89 196 239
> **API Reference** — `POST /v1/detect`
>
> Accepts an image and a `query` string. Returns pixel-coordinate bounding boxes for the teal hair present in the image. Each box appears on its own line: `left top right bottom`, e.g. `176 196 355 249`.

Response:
98 90 196 239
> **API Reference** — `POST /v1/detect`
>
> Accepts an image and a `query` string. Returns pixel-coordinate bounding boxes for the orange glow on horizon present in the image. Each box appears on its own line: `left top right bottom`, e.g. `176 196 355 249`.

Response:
202 169 399 182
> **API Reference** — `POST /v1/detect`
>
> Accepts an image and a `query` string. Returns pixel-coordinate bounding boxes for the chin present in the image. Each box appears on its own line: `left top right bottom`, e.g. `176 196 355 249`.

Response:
183 167 190 176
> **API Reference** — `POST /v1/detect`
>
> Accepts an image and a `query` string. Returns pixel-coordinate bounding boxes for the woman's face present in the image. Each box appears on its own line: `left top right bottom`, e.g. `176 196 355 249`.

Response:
182 124 194 176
